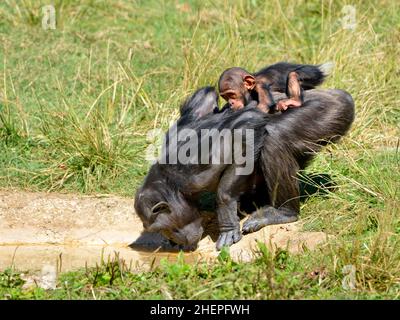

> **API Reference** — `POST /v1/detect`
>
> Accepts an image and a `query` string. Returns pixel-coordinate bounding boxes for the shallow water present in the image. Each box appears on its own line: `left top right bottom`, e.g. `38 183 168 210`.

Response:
0 244 203 272
0 190 328 272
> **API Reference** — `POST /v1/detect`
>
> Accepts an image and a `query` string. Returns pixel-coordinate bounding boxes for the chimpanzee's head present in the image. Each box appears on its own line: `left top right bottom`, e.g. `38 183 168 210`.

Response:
218 67 256 110
134 174 204 249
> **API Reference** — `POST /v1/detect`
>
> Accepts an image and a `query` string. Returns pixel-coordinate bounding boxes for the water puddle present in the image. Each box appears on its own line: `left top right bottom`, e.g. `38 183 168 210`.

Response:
0 190 328 272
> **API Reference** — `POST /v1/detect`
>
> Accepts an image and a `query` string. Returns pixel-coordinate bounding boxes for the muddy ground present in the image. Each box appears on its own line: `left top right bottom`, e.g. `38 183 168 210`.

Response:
0 190 328 272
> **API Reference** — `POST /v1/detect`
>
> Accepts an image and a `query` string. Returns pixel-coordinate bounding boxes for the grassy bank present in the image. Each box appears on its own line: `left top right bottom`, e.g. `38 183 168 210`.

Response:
0 0 399 299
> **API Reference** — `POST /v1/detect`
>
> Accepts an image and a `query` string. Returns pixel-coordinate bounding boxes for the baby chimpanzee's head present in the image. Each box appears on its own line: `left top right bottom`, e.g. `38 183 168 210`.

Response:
218 67 256 110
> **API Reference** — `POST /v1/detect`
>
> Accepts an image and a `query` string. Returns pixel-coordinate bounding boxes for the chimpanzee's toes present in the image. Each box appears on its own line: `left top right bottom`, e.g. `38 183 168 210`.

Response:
216 229 242 250
242 217 268 234
233 229 242 243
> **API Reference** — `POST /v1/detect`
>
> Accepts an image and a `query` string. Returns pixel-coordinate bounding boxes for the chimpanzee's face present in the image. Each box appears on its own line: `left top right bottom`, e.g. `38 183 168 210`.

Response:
218 68 256 110
219 82 248 110
158 217 204 249
219 80 251 110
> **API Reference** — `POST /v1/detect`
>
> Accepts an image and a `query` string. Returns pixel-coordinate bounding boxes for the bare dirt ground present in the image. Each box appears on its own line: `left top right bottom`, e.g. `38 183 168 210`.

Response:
0 190 329 272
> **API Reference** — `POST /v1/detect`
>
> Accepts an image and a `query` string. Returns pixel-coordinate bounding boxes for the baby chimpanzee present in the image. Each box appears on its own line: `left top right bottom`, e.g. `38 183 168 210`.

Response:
218 62 333 113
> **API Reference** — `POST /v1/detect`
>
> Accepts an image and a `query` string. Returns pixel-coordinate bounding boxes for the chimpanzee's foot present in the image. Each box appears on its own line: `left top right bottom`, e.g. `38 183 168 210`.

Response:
276 99 302 111
216 228 242 250
242 207 298 234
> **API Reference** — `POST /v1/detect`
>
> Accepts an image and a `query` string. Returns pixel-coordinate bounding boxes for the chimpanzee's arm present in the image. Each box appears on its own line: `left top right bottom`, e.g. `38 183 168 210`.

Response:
215 165 254 250
255 82 276 113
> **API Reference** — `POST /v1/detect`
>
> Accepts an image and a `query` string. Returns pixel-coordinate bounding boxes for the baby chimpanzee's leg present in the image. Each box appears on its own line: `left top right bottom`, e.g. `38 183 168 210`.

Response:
276 72 303 111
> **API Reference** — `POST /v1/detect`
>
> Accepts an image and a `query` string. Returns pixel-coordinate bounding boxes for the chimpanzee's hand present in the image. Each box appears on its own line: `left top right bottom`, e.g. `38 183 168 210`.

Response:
216 228 242 250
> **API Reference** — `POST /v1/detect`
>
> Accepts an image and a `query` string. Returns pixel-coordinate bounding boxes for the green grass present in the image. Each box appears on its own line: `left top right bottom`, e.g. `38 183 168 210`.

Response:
1 245 399 299
0 0 399 299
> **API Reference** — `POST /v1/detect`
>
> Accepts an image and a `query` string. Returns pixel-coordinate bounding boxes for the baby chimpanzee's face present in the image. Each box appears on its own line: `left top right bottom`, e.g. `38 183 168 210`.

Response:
218 67 256 110
219 88 245 110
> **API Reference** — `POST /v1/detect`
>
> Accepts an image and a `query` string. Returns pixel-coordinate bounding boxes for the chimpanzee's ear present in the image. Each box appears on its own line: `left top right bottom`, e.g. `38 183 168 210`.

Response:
243 75 256 90
180 86 219 120
151 201 170 216
147 201 171 232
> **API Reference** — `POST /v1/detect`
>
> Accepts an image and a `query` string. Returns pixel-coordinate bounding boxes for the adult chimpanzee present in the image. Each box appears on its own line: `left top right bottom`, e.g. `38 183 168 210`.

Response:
134 87 355 250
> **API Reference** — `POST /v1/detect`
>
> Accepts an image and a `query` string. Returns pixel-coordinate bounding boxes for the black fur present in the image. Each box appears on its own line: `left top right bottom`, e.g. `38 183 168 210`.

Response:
135 86 355 250
254 62 328 92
